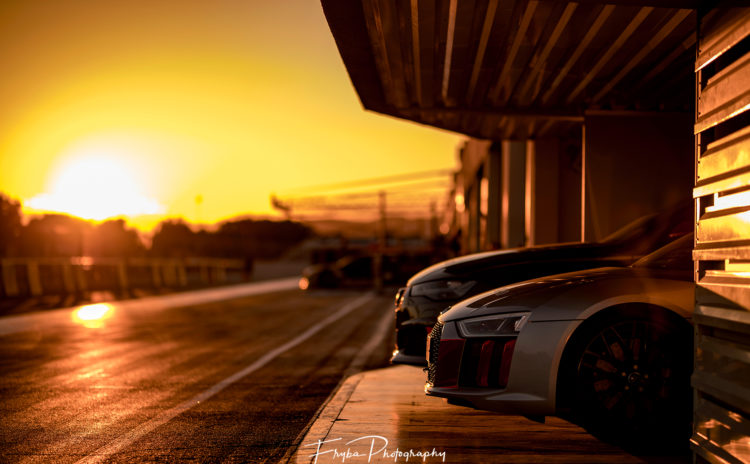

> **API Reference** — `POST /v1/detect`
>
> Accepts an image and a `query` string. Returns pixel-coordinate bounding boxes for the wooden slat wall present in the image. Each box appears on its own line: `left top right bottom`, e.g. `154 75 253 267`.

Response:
693 6 750 464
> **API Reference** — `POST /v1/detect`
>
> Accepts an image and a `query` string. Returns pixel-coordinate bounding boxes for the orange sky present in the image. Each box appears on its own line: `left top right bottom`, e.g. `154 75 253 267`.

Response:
0 0 460 231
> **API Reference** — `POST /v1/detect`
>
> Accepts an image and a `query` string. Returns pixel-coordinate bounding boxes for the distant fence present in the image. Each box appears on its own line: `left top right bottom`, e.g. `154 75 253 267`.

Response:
0 257 247 298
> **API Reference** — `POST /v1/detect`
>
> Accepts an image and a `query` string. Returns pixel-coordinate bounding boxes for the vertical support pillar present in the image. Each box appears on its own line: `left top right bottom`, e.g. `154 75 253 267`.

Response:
116 261 129 292
74 266 88 293
162 262 177 287
27 261 42 296
374 190 386 292
581 125 587 242
152 263 162 288
200 265 210 284
177 263 188 287
2 260 19 297
61 263 76 293
525 141 535 246
214 266 227 284
486 144 502 249
501 141 526 248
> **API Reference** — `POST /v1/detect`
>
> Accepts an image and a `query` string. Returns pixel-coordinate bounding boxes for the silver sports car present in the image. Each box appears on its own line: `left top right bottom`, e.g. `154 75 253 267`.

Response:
425 234 694 447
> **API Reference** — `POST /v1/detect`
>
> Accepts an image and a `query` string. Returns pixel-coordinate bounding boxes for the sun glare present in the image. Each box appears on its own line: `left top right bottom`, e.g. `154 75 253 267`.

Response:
72 303 115 328
27 154 164 221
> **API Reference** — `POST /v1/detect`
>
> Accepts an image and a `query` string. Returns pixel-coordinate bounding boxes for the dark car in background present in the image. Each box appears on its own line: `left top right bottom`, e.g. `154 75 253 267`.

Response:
392 204 691 365
300 252 434 290
425 234 694 449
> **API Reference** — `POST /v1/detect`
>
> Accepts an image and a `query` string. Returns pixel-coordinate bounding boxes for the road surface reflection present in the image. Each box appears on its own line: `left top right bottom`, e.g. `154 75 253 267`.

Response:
72 303 115 328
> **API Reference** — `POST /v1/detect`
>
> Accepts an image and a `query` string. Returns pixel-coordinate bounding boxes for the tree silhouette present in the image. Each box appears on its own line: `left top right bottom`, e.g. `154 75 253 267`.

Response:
0 194 22 257
0 192 312 260
18 214 91 257
215 219 311 259
150 220 197 257
89 219 146 257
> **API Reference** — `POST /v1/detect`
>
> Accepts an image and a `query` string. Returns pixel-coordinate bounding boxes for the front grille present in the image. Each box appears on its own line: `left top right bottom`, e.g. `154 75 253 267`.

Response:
458 337 516 388
426 321 444 385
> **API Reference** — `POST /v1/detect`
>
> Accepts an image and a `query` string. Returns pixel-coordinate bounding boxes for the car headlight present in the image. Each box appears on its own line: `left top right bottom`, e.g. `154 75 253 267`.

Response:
457 312 530 338
394 287 406 307
410 280 476 301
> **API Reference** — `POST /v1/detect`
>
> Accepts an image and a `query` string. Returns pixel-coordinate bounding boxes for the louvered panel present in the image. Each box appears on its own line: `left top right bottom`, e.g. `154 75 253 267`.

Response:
692 299 750 464
693 6 750 464
694 173 750 201
693 302 750 464
696 8 750 71
697 276 750 312
693 304 750 409
695 245 750 261
695 125 750 197
696 51 750 133
697 208 750 244
693 394 750 464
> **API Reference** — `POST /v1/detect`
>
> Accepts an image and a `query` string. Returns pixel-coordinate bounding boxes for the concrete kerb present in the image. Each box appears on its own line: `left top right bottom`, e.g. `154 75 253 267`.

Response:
282 373 365 464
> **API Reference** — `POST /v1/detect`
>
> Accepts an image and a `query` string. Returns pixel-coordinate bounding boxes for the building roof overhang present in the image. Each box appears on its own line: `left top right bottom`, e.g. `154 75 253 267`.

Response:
321 0 697 139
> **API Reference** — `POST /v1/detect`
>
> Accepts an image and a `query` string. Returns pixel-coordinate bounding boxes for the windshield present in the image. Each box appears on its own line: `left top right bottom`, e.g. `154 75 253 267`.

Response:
600 213 657 244
632 234 693 270
599 202 692 244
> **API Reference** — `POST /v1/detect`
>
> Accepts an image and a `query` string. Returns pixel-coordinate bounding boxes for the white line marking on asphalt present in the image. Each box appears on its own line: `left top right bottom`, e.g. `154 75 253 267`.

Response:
0 277 299 336
75 292 377 464
280 298 395 464
344 302 394 377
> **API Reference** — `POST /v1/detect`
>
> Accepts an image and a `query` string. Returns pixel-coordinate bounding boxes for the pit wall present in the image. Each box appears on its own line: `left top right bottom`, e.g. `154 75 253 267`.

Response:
0 257 247 298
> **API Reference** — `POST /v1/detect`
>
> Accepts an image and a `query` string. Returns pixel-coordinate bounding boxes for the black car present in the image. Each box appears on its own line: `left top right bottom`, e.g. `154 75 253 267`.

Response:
300 252 435 290
300 255 370 289
392 204 692 366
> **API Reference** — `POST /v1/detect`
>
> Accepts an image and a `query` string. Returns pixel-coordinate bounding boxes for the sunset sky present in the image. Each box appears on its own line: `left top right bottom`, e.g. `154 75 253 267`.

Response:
0 0 460 231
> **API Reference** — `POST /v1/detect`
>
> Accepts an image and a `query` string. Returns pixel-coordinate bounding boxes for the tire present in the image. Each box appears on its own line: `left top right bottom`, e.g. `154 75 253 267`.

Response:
567 309 692 450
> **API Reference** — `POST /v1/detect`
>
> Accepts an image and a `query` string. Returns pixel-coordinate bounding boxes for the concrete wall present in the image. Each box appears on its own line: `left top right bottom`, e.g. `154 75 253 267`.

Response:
583 112 694 241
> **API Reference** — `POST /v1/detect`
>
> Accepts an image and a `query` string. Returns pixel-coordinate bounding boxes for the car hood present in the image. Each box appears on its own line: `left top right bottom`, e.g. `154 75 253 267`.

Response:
406 242 622 286
439 266 694 323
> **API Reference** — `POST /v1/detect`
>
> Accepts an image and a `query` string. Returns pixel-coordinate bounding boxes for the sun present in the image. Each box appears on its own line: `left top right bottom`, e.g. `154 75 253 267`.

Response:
27 154 164 221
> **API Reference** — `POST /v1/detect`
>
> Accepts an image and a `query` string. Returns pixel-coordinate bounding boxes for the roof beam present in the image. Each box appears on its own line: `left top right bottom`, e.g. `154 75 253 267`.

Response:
592 8 692 101
489 0 539 104
517 1 578 105
565 7 654 104
635 31 695 90
402 106 585 121
540 4 614 104
537 0 696 6
440 0 458 104
466 0 500 104
535 119 557 137
410 0 423 106
320 0 389 113
361 0 398 107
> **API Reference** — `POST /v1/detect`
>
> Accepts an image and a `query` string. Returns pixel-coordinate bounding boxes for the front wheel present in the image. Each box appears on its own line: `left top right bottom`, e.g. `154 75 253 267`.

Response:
569 313 692 450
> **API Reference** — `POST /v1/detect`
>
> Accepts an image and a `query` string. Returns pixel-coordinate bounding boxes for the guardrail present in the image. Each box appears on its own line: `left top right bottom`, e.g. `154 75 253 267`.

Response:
0 257 247 298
